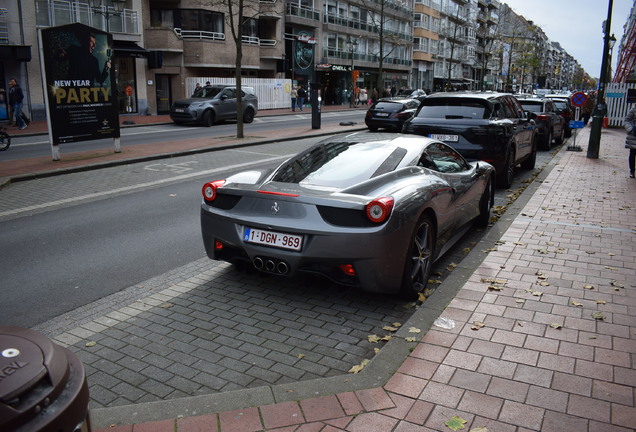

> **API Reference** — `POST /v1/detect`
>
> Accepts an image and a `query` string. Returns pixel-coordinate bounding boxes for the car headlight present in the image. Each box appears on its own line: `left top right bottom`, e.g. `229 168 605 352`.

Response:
189 102 205 108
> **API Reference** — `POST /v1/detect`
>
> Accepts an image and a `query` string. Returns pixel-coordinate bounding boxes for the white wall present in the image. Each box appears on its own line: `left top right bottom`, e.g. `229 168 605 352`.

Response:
187 78 292 110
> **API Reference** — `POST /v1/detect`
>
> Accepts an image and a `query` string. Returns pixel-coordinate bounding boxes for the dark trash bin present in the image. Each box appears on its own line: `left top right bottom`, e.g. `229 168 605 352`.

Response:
0 326 91 432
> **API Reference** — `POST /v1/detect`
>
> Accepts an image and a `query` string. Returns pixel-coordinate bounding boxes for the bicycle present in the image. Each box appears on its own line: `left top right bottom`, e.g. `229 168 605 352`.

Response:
0 125 10 151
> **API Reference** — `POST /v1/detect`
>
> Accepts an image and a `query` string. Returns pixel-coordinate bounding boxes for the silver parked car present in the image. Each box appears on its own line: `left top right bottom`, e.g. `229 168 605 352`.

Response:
200 132 495 297
170 85 258 126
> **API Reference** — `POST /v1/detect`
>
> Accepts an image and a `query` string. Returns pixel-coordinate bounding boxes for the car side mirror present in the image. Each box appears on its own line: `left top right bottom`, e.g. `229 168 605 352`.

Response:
220 94 228 100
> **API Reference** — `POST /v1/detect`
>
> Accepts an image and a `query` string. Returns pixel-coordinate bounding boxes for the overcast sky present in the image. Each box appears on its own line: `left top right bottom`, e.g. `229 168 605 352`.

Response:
502 0 634 78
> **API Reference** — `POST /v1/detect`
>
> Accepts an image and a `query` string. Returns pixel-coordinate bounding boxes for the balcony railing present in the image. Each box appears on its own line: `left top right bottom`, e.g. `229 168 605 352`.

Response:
285 3 320 21
323 48 411 66
174 28 225 41
35 0 139 34
323 13 412 41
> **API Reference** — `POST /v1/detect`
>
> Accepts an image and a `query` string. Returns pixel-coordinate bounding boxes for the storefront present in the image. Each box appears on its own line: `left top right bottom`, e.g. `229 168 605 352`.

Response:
112 41 149 115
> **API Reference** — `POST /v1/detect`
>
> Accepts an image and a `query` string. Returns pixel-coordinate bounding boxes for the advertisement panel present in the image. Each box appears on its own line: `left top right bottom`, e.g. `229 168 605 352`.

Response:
41 23 120 145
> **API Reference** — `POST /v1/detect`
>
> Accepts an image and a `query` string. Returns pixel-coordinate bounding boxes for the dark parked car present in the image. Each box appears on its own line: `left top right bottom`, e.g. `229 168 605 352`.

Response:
365 98 420 131
516 97 565 149
170 85 258 126
545 94 573 137
397 88 428 101
200 132 495 298
402 92 537 188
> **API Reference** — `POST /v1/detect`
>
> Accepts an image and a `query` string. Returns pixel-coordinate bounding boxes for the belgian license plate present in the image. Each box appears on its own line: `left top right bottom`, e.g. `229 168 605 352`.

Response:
376 112 390 117
430 134 459 142
175 108 185 113
244 228 303 251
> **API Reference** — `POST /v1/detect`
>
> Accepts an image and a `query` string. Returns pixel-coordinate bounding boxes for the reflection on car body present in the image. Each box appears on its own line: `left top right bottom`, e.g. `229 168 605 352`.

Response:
200 132 495 298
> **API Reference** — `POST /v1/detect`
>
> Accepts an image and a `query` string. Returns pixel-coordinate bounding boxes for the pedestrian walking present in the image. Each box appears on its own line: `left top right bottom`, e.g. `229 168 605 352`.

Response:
297 85 306 111
623 105 636 178
290 85 298 111
371 88 378 105
582 92 595 125
9 77 27 130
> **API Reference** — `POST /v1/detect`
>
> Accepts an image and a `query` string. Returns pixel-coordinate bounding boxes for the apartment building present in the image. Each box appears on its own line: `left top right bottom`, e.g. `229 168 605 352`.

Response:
0 0 590 123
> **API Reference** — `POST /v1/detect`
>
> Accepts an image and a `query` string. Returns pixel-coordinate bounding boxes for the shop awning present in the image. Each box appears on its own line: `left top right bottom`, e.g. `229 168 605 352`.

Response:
113 41 149 58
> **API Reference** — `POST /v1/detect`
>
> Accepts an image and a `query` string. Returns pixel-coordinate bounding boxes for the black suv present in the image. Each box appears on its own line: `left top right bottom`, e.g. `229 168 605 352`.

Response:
170 85 258 127
402 92 537 188
516 97 564 149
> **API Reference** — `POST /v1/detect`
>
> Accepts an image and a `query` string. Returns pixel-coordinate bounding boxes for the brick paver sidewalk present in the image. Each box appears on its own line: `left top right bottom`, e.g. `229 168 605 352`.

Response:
91 126 635 431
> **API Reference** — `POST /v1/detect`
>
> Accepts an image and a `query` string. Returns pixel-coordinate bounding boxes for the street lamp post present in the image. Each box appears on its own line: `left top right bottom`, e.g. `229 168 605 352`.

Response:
90 0 125 32
347 37 358 108
588 0 614 159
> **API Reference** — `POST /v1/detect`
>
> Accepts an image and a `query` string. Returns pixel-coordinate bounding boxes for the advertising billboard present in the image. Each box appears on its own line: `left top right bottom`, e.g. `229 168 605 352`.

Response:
40 23 120 145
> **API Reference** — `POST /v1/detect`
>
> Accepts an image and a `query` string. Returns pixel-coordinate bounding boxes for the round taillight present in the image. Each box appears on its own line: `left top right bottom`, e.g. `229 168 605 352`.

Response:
366 197 394 223
202 180 225 202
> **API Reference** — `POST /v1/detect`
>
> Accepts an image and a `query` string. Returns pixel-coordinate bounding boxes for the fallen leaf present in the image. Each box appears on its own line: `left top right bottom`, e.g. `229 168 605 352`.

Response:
608 252 616 256
297 353 305 359
571 301 583 307
368 334 381 343
381 335 393 341
392 322 402 328
418 292 427 303
513 241 525 245
428 279 443 285
470 428 489 432
481 278 507 284
85 341 97 347
592 312 606 320
488 285 504 291
549 323 562 329
532 291 543 297
348 359 370 374
538 281 550 286
383 326 399 332
537 249 549 254
611 280 625 288
596 300 607 305
604 266 617 270
445 416 468 431
159 303 174 308
471 321 486 330
515 299 525 303
374 348 380 354
408 327 421 333
405 337 417 342
583 284 594 290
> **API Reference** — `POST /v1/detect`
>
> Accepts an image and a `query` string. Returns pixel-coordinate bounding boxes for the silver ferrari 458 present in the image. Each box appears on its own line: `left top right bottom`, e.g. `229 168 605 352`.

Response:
201 132 495 297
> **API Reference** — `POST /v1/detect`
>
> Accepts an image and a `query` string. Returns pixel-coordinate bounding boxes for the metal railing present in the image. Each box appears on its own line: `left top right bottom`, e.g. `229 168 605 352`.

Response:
323 48 411 66
285 3 320 20
174 28 225 41
35 0 139 34
0 8 8 44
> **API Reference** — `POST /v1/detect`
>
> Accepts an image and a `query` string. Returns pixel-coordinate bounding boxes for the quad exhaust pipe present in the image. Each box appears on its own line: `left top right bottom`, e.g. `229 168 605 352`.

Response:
253 256 289 275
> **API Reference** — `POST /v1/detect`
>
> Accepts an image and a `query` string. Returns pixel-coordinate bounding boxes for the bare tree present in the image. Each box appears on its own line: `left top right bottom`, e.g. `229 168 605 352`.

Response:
197 0 277 138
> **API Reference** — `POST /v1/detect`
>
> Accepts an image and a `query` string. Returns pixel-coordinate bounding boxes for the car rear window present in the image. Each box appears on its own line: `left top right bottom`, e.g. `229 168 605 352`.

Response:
417 98 491 119
552 101 569 110
373 101 404 112
272 141 407 187
520 101 544 113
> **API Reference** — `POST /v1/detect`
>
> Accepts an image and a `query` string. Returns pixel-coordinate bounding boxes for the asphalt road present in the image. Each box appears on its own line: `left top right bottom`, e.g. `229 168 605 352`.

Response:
0 122 565 328
0 110 366 161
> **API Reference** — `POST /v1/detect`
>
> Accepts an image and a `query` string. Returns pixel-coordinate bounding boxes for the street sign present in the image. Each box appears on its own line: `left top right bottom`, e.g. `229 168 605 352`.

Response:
569 120 585 129
571 92 587 107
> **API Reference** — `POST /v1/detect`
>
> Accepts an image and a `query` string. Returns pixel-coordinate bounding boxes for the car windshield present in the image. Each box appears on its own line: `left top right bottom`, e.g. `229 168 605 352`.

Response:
520 102 543 113
194 87 223 98
417 98 491 119
272 141 407 187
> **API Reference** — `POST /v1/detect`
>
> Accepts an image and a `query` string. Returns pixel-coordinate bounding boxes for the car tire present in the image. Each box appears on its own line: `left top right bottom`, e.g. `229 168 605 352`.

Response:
497 149 515 188
554 127 564 145
243 108 255 124
542 130 553 150
476 177 494 227
202 110 215 127
400 213 435 299
368 125 378 132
